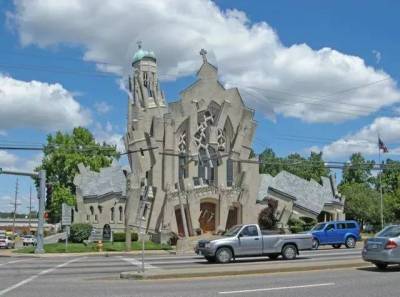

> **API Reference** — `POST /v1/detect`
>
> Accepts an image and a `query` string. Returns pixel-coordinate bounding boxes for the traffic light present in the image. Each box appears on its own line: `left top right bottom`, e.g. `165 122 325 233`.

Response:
46 183 53 201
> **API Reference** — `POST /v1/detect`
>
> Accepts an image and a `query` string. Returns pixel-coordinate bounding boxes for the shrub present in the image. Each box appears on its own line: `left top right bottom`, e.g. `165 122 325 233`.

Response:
258 198 279 230
113 232 138 242
288 217 306 234
69 223 92 243
299 216 317 231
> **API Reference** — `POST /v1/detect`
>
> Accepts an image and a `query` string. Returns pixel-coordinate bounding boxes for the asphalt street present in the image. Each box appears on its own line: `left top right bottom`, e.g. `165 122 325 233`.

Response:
1 247 398 297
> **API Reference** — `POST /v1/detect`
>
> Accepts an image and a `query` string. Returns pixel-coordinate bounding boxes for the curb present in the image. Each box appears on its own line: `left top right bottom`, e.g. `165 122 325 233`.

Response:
120 261 370 280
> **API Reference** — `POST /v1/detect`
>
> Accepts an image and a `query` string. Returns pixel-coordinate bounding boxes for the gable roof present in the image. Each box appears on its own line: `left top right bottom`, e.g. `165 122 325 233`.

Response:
257 171 342 214
74 161 127 198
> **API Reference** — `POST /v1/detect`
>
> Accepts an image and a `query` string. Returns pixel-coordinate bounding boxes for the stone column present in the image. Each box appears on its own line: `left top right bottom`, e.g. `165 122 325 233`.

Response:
218 191 229 232
188 195 200 233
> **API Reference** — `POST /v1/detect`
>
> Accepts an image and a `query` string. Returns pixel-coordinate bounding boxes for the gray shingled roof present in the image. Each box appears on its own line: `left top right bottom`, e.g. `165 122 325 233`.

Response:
257 171 342 214
74 161 127 198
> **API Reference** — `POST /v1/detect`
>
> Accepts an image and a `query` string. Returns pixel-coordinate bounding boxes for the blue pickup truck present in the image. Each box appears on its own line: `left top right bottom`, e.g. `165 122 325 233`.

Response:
310 220 361 249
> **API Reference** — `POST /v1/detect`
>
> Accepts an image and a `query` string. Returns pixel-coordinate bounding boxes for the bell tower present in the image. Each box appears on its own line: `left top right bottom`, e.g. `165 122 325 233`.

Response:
129 41 166 110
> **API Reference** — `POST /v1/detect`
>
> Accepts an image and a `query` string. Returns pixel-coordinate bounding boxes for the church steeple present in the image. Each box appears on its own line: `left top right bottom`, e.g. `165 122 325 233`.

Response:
130 42 166 109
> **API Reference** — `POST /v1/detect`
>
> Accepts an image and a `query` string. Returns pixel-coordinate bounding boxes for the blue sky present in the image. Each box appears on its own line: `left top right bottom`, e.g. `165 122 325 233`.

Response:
1 0 400 212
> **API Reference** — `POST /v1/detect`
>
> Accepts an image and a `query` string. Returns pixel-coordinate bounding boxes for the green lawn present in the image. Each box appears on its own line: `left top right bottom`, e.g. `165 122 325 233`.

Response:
14 241 172 254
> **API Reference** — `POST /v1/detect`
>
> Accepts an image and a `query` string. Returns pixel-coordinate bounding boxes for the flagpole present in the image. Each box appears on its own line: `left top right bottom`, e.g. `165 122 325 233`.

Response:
378 138 384 230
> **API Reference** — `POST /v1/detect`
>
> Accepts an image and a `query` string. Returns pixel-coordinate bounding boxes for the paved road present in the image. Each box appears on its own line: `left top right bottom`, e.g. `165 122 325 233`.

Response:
1 247 395 297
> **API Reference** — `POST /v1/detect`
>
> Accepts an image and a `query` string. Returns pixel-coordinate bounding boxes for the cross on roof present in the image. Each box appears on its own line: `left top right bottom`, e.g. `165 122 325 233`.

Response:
200 48 207 63
137 40 142 49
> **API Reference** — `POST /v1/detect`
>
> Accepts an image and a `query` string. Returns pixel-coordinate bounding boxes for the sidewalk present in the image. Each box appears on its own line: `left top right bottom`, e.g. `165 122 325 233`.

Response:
120 258 369 280
1 249 176 258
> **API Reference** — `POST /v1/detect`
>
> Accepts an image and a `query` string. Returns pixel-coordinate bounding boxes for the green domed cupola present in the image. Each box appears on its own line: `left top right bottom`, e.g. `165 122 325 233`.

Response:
133 41 156 64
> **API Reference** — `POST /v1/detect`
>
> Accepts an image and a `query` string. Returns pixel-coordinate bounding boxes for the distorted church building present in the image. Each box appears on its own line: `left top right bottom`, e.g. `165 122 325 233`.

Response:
72 46 345 238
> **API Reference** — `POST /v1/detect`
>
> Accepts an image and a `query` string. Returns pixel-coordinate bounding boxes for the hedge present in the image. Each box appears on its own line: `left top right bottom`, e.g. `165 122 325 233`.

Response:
113 232 138 242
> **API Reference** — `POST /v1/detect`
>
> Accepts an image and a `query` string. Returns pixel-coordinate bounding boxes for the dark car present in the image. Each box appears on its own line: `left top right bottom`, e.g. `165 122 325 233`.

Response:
310 220 361 249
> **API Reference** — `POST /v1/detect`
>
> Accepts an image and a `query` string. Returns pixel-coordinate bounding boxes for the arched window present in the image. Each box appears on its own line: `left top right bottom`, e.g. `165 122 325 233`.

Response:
98 205 103 214
119 206 123 222
111 207 115 222
90 206 94 216
227 158 234 187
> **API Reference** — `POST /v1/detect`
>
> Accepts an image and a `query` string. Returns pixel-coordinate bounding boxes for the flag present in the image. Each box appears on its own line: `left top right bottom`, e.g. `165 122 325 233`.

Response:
378 137 389 153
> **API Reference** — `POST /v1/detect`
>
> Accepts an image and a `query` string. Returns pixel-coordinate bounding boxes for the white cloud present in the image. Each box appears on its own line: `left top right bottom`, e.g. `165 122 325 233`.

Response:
93 122 125 153
8 0 400 123
0 150 19 168
0 74 91 131
0 150 42 172
94 101 112 114
372 50 382 64
314 117 400 158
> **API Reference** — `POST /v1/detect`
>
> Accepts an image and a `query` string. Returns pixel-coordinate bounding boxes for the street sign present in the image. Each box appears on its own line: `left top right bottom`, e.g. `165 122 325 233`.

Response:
61 203 72 226
89 229 103 242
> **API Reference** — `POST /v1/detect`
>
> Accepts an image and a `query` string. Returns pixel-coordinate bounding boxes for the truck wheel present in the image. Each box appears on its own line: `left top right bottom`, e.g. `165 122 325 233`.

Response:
332 244 341 249
282 244 297 260
216 247 233 264
312 238 319 250
345 236 356 248
205 256 216 263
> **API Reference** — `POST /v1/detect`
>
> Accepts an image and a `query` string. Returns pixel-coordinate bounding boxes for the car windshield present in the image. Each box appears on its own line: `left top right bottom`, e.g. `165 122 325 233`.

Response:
223 225 243 236
312 223 326 231
376 225 400 238
24 235 33 238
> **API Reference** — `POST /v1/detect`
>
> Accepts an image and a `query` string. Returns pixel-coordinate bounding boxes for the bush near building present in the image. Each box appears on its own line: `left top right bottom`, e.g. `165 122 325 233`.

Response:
69 223 92 243
288 217 317 233
112 232 138 242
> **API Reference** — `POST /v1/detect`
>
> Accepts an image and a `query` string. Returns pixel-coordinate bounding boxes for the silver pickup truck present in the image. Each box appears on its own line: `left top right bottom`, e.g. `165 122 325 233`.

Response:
195 224 313 263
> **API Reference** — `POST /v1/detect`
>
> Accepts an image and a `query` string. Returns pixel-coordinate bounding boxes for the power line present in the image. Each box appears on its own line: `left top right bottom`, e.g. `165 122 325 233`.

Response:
244 77 393 113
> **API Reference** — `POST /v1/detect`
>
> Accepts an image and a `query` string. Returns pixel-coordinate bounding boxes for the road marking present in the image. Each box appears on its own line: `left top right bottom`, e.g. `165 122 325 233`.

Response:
218 282 335 294
117 256 158 269
0 257 84 296
0 259 27 267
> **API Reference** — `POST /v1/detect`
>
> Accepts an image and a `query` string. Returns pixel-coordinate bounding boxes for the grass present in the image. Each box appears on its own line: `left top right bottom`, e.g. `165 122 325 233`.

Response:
13 241 172 254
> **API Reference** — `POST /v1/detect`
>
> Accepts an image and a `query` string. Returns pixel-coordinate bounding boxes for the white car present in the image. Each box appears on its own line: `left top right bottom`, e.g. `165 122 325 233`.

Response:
22 235 37 246
0 236 15 249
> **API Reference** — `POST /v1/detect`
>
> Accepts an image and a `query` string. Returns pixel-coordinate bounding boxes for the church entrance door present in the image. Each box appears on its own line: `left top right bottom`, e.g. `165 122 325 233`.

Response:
199 202 216 233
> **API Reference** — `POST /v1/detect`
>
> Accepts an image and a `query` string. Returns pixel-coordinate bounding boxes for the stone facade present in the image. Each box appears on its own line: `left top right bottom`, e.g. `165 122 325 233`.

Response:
73 47 345 237
73 162 127 233
123 47 260 237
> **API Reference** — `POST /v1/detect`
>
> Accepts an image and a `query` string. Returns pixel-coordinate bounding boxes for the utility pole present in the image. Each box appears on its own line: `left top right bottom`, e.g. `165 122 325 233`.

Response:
35 170 46 254
27 186 32 233
10 178 21 235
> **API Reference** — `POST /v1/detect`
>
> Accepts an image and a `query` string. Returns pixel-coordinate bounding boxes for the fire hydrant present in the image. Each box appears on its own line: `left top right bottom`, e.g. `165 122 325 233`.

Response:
96 240 103 252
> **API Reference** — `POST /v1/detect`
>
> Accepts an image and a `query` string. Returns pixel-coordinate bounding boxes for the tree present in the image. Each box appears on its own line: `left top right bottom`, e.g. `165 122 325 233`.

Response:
36 127 118 223
49 185 75 222
379 159 400 194
341 153 374 185
339 182 381 227
304 151 330 182
259 148 282 176
259 148 329 183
